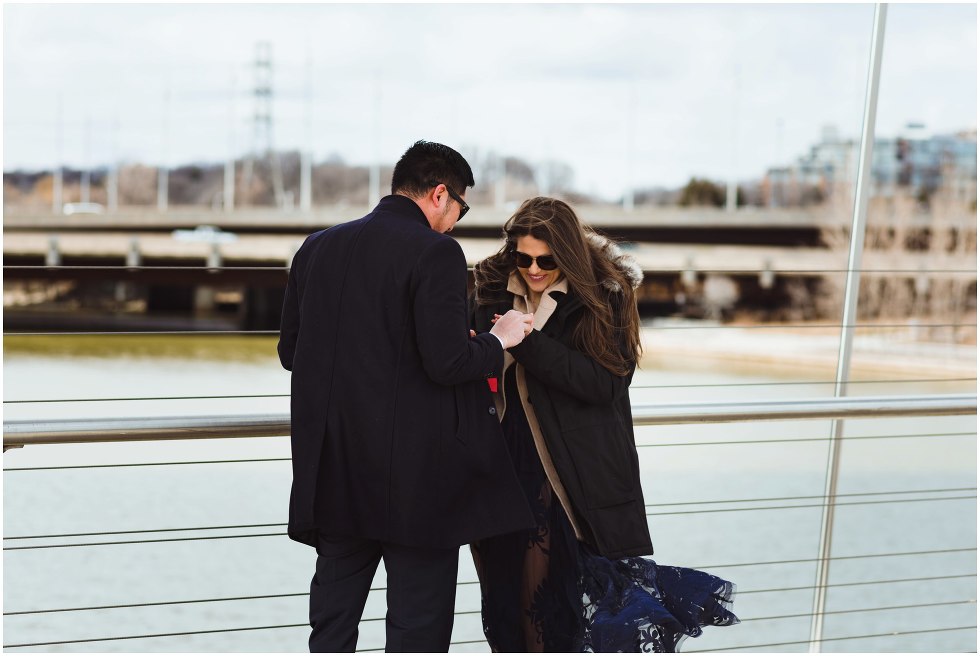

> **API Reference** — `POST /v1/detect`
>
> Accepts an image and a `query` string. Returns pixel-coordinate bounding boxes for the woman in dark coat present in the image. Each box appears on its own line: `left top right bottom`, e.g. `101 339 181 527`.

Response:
470 197 738 652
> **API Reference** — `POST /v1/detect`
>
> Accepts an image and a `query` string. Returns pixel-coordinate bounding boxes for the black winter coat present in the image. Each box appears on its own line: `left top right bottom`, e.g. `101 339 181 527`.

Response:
279 195 534 549
471 285 654 559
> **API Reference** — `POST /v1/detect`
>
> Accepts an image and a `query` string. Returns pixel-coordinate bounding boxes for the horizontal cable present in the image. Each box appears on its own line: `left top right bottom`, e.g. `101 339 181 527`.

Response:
6 377 975 404
3 495 977 551
685 625 977 652
645 487 977 508
3 265 288 272
737 599 976 623
11 489 969 542
631 377 977 390
4 582 481 618
3 330 279 336
637 430 976 448
2 623 310 649
4 264 976 275
737 572 977 596
4 393 289 404
695 547 977 570
644 268 979 275
3 532 284 551
360 609 482 624
4 394 974 446
4 581 479 621
1 610 486 648
645 494 976 517
7 573 973 618
442 640 490 650
6 432 974 471
4 523 286 541
3 592 308 616
6 530 974 567
645 322 976 330
3 457 290 472
4 323 977 337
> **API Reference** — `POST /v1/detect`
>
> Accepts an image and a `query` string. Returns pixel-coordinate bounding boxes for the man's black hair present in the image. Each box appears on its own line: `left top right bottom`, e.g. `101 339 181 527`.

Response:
390 140 475 198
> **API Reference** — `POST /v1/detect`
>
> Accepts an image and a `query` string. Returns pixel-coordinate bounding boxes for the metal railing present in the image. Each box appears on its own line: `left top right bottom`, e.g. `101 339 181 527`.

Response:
4 394 976 651
4 394 975 449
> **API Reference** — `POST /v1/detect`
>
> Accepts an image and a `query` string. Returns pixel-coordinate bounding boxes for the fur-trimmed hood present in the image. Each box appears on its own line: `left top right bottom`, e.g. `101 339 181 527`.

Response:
586 232 643 292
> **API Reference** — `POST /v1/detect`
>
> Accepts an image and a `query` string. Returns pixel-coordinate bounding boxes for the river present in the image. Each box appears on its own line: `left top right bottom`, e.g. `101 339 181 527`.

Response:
3 334 976 652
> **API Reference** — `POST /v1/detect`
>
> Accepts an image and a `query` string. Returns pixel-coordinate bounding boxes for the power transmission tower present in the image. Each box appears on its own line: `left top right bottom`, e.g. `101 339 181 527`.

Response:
241 41 285 208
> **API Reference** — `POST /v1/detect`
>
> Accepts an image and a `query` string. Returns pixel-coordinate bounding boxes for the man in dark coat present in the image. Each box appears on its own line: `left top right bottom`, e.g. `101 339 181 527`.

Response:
278 141 535 653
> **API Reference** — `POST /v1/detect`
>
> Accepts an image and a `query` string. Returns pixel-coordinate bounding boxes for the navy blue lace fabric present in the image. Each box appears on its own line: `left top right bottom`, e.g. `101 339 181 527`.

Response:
471 367 738 652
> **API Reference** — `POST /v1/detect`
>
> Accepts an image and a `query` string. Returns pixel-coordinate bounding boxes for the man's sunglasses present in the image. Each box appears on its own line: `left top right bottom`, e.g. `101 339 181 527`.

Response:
430 181 469 221
511 250 559 271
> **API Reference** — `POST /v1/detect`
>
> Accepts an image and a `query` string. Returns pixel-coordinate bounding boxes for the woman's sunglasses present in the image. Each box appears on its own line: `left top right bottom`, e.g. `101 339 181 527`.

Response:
511 250 559 271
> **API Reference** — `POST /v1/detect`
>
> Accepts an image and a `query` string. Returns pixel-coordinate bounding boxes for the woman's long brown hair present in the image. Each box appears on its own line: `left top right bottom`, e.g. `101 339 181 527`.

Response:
474 197 642 376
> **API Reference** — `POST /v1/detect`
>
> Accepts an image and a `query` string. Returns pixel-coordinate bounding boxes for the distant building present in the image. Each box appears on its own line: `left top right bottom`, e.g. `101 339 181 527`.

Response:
762 125 977 207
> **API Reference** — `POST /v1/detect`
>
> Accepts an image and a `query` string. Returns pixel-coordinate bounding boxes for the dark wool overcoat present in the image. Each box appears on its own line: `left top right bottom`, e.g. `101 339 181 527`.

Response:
471 282 654 559
279 195 534 549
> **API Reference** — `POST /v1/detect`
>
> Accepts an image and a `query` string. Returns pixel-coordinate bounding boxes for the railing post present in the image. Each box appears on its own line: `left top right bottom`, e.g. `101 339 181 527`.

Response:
809 4 888 651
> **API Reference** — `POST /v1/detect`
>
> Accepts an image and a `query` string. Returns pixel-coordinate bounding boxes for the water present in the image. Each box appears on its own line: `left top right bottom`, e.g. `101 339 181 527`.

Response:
3 335 976 652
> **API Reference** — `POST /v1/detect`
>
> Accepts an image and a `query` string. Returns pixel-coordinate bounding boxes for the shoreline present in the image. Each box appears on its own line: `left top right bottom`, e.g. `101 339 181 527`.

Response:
640 321 977 378
4 320 975 380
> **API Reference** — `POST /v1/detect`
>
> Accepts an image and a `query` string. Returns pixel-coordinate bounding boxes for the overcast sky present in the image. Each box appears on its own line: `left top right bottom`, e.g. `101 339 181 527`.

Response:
3 2 976 200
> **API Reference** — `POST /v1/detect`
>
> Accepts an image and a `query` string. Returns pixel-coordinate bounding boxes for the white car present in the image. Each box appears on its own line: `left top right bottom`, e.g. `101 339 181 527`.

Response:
171 225 239 244
62 202 105 215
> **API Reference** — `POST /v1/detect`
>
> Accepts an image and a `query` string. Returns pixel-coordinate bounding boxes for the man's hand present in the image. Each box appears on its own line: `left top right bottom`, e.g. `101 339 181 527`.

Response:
489 310 534 349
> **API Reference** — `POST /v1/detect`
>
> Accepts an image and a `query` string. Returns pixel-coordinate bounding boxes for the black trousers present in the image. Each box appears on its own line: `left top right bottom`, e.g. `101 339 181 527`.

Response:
309 533 460 653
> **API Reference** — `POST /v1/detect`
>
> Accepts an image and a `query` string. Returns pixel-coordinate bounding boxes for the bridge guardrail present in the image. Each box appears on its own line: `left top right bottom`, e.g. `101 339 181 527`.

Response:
4 393 976 449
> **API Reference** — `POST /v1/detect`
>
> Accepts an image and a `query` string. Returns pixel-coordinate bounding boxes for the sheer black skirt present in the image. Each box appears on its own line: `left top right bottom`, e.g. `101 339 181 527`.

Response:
471 368 738 653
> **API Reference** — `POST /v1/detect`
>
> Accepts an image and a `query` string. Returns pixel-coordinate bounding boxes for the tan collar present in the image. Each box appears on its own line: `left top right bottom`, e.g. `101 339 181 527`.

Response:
507 271 568 331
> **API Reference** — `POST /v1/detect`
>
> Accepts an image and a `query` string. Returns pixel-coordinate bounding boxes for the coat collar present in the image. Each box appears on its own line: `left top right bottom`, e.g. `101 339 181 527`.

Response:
506 271 570 331
377 194 429 227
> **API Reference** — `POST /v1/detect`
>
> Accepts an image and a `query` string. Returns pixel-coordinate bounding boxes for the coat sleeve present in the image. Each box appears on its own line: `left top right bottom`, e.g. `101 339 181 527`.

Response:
277 260 299 372
413 237 504 385
508 329 633 404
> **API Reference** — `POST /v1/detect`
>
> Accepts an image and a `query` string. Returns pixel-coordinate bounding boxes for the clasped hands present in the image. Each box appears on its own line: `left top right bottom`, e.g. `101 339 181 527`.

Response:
487 310 534 349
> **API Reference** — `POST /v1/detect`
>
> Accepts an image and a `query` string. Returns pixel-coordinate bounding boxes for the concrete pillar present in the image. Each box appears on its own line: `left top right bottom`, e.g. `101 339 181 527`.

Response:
157 167 168 212
207 243 222 269
46 236 61 266
194 286 216 313
126 237 141 268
